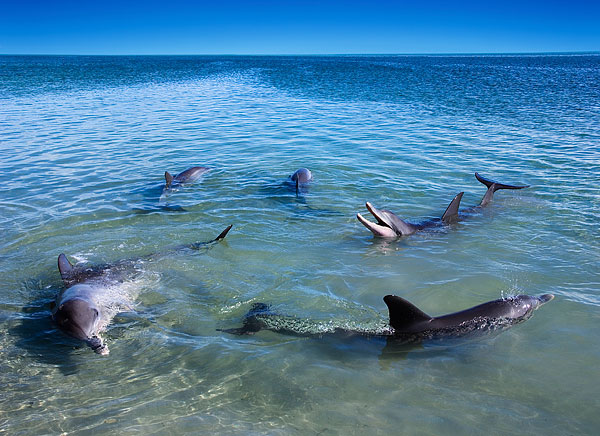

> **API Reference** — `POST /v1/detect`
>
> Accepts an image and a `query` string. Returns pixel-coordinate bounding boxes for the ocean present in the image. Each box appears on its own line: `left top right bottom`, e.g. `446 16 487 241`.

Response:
1 54 599 435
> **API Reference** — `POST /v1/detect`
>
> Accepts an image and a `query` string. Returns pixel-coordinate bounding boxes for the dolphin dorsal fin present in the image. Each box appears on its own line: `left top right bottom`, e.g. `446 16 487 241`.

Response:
383 295 432 331
165 171 174 188
441 192 464 223
57 253 74 280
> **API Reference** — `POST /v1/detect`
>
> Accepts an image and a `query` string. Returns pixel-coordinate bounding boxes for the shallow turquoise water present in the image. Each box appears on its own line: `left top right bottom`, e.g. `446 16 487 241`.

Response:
1 55 599 435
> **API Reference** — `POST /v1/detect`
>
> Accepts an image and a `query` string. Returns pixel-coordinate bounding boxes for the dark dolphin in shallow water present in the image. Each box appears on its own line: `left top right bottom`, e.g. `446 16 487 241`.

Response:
287 168 313 194
357 172 529 238
150 166 210 211
164 166 210 192
221 293 553 344
52 225 232 355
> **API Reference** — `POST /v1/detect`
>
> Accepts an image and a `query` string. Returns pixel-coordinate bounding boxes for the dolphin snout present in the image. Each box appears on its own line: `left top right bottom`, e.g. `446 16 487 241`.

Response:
537 294 554 305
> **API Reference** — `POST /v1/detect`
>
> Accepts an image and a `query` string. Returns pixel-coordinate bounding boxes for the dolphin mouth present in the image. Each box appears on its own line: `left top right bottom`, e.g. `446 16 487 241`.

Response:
357 202 399 238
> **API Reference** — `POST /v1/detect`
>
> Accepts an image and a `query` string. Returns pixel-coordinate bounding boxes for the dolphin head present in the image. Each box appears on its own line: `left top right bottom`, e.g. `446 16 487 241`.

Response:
290 168 313 184
506 294 555 319
357 202 418 238
52 298 99 342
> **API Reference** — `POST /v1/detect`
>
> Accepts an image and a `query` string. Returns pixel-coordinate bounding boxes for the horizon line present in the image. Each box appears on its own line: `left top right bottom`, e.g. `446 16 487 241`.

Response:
1 51 599 57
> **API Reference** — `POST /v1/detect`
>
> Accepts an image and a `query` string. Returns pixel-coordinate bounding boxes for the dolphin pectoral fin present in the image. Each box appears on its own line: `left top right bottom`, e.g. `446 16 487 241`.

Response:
164 171 174 189
441 192 464 223
357 213 398 238
475 172 530 206
383 295 432 332
58 254 74 280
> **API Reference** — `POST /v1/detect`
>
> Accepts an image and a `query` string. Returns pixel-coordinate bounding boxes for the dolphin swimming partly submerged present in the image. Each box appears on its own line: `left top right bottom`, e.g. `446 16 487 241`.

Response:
52 225 232 355
221 293 553 343
287 168 313 194
151 166 210 211
164 166 210 192
357 172 529 238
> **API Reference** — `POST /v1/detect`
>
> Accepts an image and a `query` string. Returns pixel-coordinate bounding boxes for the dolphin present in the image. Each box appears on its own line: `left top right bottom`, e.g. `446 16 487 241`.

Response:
164 166 210 191
160 166 210 199
288 168 313 194
156 166 210 209
221 293 553 344
52 225 232 355
357 172 529 238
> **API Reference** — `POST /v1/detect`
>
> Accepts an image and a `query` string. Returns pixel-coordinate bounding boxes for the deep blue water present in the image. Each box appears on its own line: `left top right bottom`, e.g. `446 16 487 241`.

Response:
1 55 599 435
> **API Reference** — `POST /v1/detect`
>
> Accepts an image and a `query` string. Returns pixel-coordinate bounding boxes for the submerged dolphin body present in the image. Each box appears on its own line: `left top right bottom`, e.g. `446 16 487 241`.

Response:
52 225 232 355
221 293 553 344
357 172 529 238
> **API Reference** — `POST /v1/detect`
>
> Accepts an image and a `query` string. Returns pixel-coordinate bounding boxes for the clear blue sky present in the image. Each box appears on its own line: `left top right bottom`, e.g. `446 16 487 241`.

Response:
1 0 598 55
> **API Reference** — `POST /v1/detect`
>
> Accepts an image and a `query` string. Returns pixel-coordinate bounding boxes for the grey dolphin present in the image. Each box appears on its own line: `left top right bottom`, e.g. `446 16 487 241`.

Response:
158 166 210 209
357 172 529 237
164 166 210 191
52 225 232 355
288 168 313 194
221 293 553 343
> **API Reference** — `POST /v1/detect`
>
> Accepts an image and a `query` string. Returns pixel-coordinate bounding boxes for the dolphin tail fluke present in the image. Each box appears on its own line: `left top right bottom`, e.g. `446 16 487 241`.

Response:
441 192 464 223
165 171 174 189
383 295 432 332
185 225 233 250
57 254 74 280
475 172 529 206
